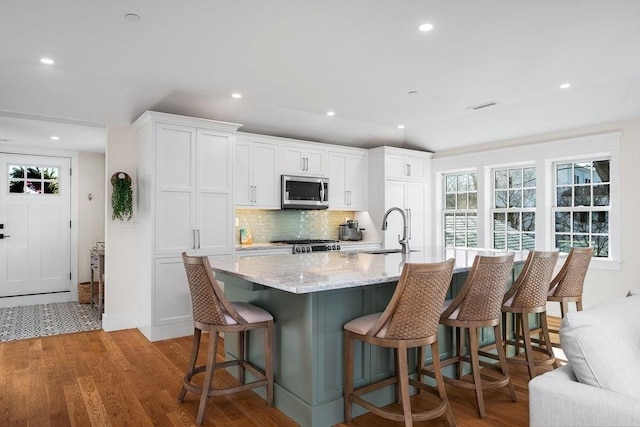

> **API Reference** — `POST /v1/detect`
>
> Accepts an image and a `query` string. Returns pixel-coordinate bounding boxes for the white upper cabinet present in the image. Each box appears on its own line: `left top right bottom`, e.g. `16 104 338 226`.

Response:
235 137 280 208
386 151 429 181
153 120 235 255
282 143 327 176
328 149 368 210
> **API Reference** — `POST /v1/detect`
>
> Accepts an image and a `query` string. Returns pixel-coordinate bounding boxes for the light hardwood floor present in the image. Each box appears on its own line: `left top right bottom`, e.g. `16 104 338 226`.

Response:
0 317 561 426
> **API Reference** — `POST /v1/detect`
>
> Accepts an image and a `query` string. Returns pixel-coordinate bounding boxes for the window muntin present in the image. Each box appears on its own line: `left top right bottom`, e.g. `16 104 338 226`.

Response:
443 172 477 247
553 159 610 257
492 166 536 250
8 165 60 195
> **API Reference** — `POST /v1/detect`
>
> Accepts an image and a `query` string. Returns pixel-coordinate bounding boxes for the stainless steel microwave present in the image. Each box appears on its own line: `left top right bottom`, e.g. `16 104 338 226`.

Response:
281 175 329 210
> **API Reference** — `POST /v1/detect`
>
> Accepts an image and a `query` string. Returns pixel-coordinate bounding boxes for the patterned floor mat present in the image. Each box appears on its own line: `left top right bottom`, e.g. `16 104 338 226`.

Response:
0 302 102 342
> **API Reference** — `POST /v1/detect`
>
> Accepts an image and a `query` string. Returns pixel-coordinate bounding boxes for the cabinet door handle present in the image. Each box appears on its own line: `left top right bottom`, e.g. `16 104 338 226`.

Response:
253 185 257 203
408 164 412 176
348 190 352 205
192 229 197 249
301 157 305 171
345 191 348 205
304 157 308 171
197 229 201 249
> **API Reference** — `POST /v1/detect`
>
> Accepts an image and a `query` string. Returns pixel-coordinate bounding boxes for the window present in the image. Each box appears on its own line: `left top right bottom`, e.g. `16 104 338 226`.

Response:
553 159 610 257
492 166 536 250
443 172 477 247
8 165 59 194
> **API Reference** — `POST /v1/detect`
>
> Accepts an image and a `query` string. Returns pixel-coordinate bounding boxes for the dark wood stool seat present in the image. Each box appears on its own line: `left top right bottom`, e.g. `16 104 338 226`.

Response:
499 251 560 379
178 253 274 425
421 254 517 418
343 260 456 427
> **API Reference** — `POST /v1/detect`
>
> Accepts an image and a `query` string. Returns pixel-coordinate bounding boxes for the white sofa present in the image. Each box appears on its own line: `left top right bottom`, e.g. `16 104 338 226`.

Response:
529 291 640 427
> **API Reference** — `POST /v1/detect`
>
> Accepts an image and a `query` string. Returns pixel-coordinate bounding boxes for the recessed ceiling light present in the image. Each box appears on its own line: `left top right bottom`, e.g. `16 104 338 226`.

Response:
40 58 55 65
408 91 418 96
397 125 405 129
418 23 434 32
559 82 572 89
326 111 335 116
231 93 242 99
50 136 60 141
124 13 141 21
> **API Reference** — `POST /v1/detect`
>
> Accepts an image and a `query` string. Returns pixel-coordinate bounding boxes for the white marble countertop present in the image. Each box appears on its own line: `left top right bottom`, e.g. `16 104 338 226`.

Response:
235 240 381 252
210 247 529 294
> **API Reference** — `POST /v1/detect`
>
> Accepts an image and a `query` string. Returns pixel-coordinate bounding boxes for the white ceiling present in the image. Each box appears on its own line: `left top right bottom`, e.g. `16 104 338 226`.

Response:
1 1 640 153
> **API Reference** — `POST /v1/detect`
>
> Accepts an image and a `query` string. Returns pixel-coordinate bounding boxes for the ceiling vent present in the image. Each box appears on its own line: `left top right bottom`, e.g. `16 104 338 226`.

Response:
467 101 498 110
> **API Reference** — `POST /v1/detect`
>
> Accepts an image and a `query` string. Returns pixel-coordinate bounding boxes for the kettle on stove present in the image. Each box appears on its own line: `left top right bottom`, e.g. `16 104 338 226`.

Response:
339 220 364 241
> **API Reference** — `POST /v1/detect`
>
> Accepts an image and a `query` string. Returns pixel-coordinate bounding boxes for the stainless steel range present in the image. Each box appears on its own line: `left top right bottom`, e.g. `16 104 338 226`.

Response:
271 239 341 254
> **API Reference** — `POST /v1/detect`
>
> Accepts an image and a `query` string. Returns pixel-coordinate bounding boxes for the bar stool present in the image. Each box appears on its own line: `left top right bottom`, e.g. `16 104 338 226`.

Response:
546 247 593 339
343 259 456 427
178 253 274 425
421 254 517 418
501 250 559 379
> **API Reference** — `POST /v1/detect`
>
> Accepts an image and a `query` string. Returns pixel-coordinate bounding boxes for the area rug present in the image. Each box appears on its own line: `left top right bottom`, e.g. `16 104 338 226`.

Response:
0 302 102 342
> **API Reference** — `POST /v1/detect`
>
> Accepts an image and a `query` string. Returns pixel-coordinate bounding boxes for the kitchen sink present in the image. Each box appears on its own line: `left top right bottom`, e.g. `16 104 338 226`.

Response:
361 249 420 255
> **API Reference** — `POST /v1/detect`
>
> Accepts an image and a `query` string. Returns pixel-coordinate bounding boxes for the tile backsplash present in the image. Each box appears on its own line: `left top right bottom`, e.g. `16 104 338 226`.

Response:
235 209 355 243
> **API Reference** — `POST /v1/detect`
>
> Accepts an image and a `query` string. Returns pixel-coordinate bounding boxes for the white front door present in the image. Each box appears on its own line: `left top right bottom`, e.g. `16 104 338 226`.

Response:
0 153 71 299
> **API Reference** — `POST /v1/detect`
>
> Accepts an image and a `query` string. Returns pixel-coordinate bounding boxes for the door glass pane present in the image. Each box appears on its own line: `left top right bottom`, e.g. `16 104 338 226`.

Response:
26 167 41 179
9 180 24 193
27 181 42 194
9 165 24 179
44 182 59 194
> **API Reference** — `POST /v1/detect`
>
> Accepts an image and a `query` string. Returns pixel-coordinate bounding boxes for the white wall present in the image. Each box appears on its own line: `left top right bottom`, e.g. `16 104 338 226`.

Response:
103 125 137 331
77 152 105 283
432 117 640 314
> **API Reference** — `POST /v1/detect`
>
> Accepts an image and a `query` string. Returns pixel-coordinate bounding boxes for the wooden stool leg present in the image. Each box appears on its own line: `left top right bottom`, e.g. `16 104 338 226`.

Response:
397 342 412 427
431 341 455 427
514 314 522 356
576 299 583 312
344 331 354 424
494 324 517 402
560 301 568 319
197 327 219 425
395 348 402 403
179 327 202 402
238 330 246 384
416 345 424 393
520 313 536 379
456 327 463 379
265 321 274 406
468 327 485 418
540 312 559 369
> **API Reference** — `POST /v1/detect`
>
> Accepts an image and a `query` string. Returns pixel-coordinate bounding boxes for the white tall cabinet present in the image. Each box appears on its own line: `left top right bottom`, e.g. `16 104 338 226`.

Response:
368 146 433 250
134 111 241 341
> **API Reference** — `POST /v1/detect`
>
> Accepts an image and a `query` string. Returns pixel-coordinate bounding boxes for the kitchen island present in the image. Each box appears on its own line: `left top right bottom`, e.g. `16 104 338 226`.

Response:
210 248 527 427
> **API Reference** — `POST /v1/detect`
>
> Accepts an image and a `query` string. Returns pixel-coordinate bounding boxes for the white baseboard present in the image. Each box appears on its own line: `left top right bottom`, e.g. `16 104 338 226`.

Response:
0 292 72 308
102 311 137 332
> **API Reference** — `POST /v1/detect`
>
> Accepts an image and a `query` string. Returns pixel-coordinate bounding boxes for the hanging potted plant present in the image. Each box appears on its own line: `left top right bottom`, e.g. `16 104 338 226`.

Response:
111 172 133 221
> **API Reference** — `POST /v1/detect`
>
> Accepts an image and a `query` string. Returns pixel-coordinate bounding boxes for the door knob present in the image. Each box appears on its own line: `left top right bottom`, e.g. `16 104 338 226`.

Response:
0 234 10 239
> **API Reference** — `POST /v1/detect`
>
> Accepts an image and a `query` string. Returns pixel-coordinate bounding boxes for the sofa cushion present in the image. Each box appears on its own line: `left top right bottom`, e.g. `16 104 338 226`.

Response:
560 295 640 398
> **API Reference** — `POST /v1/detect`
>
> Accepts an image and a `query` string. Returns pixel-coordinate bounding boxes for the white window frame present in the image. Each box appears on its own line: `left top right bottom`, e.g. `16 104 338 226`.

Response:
490 165 537 251
551 157 611 259
442 171 478 248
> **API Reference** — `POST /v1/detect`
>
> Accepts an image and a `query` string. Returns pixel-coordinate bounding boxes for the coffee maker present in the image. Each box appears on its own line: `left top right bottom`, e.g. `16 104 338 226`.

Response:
339 220 364 241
